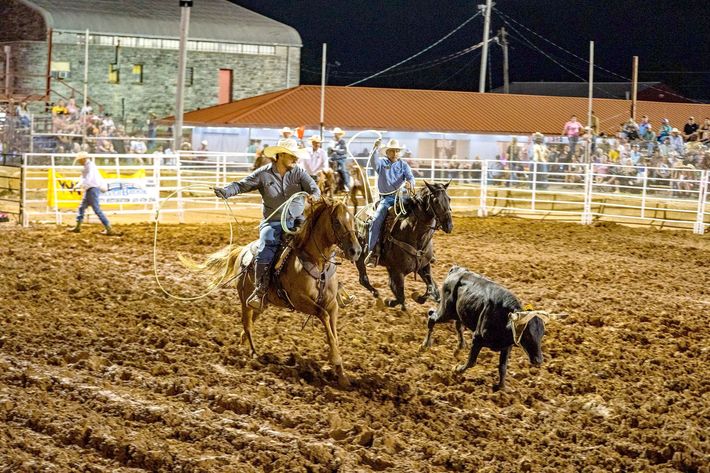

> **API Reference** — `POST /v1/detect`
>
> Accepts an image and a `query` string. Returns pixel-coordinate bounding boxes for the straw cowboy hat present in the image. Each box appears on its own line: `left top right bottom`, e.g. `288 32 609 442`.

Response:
73 151 90 164
671 128 680 133
382 138 404 152
280 126 293 135
332 127 345 136
309 135 322 143
263 141 307 160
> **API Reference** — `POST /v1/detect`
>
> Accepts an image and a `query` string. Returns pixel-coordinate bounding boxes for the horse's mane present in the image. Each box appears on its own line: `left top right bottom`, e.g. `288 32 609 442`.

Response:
292 198 337 249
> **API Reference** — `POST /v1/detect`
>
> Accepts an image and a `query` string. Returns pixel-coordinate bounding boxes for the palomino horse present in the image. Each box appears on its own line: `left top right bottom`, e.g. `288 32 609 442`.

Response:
356 181 453 311
182 199 361 387
347 161 368 214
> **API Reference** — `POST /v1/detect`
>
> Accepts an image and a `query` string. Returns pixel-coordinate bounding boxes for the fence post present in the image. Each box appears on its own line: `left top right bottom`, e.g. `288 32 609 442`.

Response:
152 154 161 218
581 163 593 225
531 161 538 211
20 153 28 227
50 154 61 225
478 160 488 217
177 151 184 223
694 170 708 235
430 159 435 181
640 167 648 220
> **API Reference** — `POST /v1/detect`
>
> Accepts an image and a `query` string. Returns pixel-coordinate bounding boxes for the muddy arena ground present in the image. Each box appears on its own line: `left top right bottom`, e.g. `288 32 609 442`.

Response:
1 217 708 472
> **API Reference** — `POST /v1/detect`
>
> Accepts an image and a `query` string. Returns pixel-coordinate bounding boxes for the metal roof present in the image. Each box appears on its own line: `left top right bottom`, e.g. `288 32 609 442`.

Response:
491 82 664 99
176 85 710 136
19 0 301 45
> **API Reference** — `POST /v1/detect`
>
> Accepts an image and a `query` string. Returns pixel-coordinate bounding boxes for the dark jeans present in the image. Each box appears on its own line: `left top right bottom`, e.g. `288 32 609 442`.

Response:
76 187 110 227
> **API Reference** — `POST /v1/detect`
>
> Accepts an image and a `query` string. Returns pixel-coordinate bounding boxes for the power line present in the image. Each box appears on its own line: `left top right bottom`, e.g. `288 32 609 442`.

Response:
433 51 482 89
347 10 482 86
493 7 703 104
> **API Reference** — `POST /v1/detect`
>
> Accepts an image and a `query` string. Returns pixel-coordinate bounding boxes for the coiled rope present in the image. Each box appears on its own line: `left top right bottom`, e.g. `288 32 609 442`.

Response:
153 184 238 301
153 185 310 301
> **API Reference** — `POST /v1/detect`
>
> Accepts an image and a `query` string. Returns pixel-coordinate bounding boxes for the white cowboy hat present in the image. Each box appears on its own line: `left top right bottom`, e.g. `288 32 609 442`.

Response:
332 127 345 136
381 138 404 152
671 128 680 133
309 135 322 143
263 142 307 160
280 126 293 134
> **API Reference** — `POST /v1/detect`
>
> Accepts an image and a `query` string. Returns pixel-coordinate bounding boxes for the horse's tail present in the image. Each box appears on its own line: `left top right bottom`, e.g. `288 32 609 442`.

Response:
178 245 245 289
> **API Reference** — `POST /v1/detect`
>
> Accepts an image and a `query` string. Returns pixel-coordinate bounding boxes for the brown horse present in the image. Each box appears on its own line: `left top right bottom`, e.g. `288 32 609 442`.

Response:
356 181 453 311
316 168 336 199
181 199 361 387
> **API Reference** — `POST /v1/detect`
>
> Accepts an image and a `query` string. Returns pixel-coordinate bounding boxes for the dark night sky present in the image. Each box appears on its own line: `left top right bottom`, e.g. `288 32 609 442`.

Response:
230 1 710 101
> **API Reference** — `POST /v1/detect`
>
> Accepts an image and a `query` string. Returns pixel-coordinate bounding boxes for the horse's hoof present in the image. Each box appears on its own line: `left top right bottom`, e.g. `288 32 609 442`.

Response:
250 351 259 359
419 343 430 353
413 293 428 304
453 364 467 374
492 383 504 392
385 299 398 308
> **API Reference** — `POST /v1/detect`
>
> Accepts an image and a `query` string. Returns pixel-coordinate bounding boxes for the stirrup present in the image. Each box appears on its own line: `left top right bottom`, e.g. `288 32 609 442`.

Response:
246 292 266 310
364 251 378 268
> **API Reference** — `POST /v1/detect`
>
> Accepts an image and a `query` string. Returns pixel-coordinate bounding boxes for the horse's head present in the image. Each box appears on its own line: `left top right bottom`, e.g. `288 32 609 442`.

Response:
422 180 454 233
312 198 361 261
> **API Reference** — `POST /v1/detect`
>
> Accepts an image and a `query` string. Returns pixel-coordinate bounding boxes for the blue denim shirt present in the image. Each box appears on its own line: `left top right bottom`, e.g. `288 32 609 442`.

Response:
224 164 320 221
369 151 416 195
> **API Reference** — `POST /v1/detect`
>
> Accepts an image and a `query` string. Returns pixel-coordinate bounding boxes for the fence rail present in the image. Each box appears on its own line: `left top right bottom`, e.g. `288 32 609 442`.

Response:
17 152 710 234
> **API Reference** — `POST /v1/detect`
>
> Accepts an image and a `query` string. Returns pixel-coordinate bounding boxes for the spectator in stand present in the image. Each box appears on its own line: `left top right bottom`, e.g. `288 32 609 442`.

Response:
658 137 672 158
622 118 640 141
638 115 651 136
699 118 710 145
683 116 699 142
51 99 68 116
147 112 157 150
562 115 583 160
668 128 684 155
16 102 31 128
328 127 350 192
302 135 328 179
657 118 672 142
130 135 148 154
507 137 526 185
101 114 115 133
67 98 79 120
640 124 657 154
629 143 642 165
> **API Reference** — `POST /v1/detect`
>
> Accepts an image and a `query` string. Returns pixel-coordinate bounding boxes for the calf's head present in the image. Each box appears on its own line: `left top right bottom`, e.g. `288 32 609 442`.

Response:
509 310 567 366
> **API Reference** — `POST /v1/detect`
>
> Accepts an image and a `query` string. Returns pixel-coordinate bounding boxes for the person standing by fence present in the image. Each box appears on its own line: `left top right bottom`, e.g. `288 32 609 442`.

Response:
68 152 115 235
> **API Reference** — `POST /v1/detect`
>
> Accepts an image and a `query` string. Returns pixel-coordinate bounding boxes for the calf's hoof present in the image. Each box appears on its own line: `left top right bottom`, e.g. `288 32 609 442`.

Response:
453 363 468 374
385 298 398 308
492 383 505 392
419 342 431 353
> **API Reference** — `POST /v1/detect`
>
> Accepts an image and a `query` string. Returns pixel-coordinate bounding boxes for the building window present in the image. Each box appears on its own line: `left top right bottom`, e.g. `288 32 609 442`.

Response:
50 62 71 80
242 44 259 55
132 64 143 83
186 67 194 87
108 64 120 84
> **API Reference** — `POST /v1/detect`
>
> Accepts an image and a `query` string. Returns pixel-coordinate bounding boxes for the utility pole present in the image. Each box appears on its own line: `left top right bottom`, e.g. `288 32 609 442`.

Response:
631 56 639 121
174 0 192 151
82 29 89 145
498 27 509 93
320 43 326 140
586 41 594 164
478 0 493 93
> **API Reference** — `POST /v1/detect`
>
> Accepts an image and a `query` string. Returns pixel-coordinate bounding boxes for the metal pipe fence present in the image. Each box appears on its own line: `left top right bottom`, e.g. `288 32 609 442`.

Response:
18 152 710 234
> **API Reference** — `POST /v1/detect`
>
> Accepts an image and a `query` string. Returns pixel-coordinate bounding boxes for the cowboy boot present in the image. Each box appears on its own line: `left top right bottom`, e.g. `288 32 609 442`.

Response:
69 222 81 233
101 224 116 236
247 263 271 310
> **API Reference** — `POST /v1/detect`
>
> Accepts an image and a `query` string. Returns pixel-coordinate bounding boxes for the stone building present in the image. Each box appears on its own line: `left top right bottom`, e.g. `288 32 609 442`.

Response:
0 0 301 126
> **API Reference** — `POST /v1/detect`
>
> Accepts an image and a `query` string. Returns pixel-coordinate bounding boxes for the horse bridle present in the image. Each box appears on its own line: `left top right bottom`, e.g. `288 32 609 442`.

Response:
419 187 452 231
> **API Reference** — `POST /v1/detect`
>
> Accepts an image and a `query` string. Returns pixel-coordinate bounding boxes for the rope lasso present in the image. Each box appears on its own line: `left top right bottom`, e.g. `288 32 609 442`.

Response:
153 184 239 301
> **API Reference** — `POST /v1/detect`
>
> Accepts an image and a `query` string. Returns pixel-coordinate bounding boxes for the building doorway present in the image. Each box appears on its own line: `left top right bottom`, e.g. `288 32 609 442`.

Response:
218 69 233 104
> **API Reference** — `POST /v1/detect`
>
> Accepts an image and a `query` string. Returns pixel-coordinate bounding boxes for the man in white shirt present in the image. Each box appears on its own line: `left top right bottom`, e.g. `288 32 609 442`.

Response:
302 135 328 178
69 152 115 235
